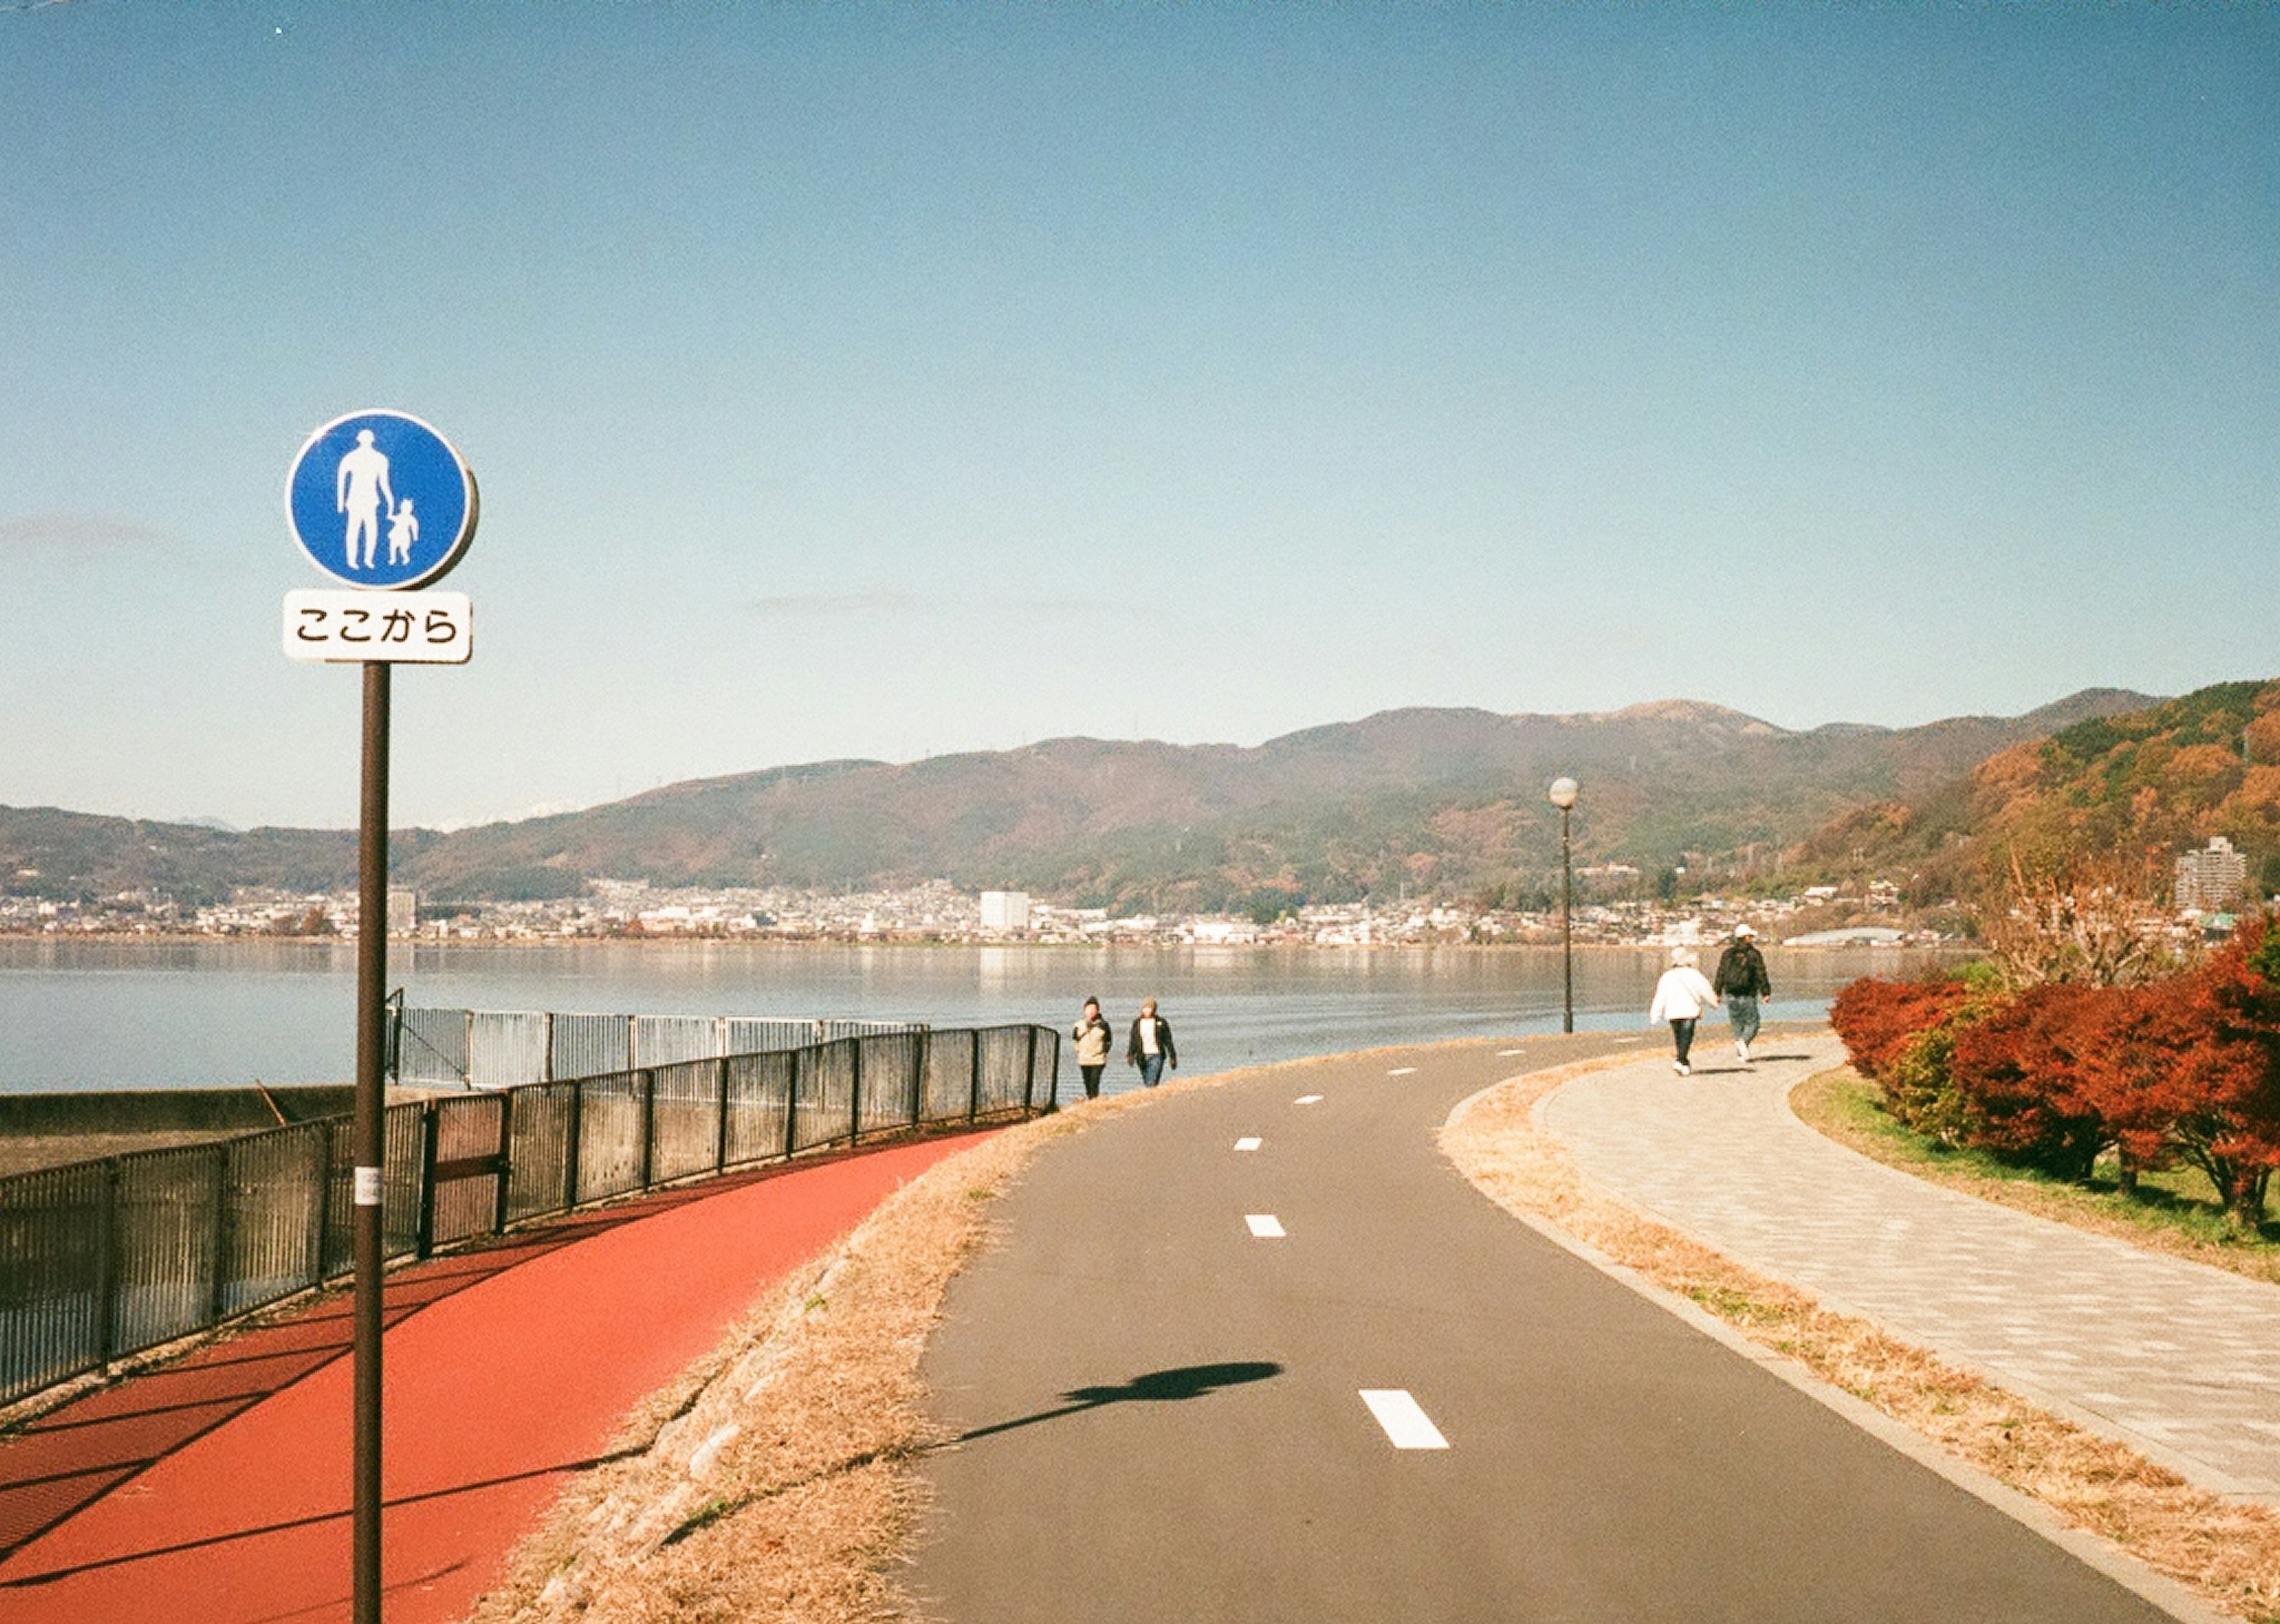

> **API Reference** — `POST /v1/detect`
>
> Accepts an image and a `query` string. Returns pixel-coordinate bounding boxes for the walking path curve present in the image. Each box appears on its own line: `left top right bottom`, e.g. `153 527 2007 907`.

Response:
1541 1034 2280 1505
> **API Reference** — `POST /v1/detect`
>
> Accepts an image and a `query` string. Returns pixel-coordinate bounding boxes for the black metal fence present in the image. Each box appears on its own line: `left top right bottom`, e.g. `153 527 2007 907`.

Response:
0 1022 1057 1409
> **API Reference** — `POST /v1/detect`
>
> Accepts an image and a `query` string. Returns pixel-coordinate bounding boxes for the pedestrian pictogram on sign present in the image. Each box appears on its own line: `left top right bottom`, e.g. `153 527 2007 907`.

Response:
285 410 478 589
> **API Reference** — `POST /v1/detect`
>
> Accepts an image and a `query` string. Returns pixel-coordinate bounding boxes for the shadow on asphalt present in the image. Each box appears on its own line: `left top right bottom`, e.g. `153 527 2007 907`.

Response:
955 1360 1284 1446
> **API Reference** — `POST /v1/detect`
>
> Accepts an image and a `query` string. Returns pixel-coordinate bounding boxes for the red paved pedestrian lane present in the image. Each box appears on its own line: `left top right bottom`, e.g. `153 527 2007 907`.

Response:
0 1131 986 1624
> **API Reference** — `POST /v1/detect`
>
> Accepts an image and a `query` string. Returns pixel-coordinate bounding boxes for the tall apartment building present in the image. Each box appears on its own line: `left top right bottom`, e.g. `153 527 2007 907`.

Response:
387 887 419 935
2174 836 2249 914
978 889 1032 933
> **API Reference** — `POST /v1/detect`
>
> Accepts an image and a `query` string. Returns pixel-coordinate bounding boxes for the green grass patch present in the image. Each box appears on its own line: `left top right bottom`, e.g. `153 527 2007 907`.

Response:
1797 1069 2280 1281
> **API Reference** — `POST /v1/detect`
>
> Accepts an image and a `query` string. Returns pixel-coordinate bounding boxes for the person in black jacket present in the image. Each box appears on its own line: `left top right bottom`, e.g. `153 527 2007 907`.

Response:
1712 924 1773 1064
1126 998 1177 1088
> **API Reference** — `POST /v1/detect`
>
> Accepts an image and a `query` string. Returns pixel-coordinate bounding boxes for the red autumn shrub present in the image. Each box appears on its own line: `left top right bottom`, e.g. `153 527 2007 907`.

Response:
2110 921 2280 1226
1834 927 2280 1225
1830 975 1975 1083
1948 982 2122 1180
2067 982 2177 1190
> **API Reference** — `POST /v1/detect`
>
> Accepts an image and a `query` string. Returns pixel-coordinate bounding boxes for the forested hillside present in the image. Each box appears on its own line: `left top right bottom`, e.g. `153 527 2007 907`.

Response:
2 687 2161 913
1790 680 2280 905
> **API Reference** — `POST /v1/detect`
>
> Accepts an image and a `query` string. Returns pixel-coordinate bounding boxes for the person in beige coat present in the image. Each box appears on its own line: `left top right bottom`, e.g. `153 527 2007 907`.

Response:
1072 997 1113 1099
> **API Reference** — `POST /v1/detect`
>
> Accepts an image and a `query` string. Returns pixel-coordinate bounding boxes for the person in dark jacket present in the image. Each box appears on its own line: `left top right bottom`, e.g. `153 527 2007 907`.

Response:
1126 998 1177 1088
1712 924 1773 1064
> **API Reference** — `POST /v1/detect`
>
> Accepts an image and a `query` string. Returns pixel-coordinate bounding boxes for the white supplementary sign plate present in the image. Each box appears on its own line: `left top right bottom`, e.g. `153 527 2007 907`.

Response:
284 589 472 663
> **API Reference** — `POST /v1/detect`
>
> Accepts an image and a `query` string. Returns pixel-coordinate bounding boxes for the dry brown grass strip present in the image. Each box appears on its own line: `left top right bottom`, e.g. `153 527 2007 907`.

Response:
463 1073 1230 1624
1443 1061 2280 1624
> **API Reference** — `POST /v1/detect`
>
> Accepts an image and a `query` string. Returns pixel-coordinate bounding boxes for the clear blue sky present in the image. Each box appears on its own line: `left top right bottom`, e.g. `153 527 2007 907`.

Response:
4 4 2274 830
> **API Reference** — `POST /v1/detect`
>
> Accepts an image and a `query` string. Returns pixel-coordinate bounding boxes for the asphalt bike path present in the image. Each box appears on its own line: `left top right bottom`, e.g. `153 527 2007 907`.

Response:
0 1130 987 1624
911 1037 2181 1623
1544 1035 2280 1505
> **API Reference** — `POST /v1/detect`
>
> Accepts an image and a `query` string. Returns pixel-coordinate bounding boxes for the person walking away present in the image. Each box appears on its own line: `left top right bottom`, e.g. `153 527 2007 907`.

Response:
1127 998 1177 1088
1072 997 1113 1099
1649 948 1717 1076
1712 923 1773 1064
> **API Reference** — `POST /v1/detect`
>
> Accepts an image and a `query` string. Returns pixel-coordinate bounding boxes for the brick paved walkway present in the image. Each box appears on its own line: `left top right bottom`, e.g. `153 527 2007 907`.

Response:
1539 1033 2280 1506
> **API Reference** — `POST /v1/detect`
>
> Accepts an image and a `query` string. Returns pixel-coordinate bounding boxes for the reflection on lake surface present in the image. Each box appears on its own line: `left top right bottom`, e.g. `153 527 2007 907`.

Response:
0 940 1944 1093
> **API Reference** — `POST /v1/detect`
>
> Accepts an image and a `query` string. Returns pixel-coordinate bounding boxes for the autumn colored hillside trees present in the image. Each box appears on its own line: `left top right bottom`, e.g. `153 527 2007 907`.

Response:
1831 922 2280 1226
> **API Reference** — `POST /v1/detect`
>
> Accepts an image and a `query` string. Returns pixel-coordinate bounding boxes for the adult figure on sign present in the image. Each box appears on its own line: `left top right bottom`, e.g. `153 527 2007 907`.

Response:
337 429 394 572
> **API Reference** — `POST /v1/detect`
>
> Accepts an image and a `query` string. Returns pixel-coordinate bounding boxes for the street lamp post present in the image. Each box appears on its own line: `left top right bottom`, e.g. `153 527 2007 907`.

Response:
1548 776 1579 1033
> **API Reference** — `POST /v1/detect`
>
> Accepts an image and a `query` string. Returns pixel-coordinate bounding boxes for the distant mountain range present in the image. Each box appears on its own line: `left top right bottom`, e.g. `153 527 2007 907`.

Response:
1 687 2170 914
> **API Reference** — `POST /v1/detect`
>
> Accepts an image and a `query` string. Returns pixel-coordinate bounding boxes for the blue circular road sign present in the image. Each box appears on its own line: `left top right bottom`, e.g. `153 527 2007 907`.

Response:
286 410 478 589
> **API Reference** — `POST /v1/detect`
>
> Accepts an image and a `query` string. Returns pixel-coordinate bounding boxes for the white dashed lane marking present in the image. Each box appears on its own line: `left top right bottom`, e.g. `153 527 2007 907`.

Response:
1234 1137 1262 1152
1388 1067 1417 1076
1360 1390 1449 1449
1496 1048 1527 1057
1294 1094 1323 1105
1246 1214 1287 1238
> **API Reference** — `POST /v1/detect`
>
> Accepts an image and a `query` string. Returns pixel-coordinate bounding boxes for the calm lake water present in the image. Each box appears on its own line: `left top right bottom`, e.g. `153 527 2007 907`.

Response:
0 940 1939 1094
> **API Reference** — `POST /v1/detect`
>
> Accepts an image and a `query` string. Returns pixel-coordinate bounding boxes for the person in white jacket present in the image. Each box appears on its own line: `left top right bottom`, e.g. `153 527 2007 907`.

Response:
1649 947 1718 1076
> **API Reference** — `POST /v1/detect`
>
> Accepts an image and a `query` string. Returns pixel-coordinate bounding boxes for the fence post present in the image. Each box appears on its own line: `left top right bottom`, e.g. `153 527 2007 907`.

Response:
638 1070 657 1190
542 1013 555 1084
715 1055 732 1173
563 1079 585 1213
848 1040 864 1147
464 1009 476 1089
909 1030 927 1130
385 992 405 1086
1022 1027 1038 1116
208 1143 233 1324
314 1118 336 1282
492 1088 515 1236
415 1104 441 1260
626 1014 639 1071
95 1158 121 1365
967 1029 983 1122
784 1049 803 1160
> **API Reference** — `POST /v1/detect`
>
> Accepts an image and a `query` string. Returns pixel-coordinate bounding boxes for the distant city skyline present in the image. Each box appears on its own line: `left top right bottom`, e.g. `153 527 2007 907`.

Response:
4 6 2273 830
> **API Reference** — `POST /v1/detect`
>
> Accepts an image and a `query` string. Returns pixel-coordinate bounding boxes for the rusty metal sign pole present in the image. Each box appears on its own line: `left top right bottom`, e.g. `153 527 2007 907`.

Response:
352 659 390 1624
285 409 480 1624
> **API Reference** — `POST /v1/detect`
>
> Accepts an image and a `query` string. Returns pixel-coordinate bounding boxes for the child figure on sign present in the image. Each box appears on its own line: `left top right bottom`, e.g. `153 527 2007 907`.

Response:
385 499 419 566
